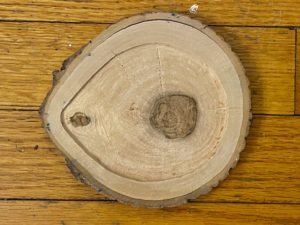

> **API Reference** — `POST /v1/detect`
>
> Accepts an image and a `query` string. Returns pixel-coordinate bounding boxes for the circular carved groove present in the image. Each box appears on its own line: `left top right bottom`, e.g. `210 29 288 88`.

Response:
150 94 197 139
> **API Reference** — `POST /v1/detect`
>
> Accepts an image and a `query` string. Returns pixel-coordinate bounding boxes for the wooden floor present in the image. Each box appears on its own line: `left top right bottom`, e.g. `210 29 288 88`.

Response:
0 1 299 224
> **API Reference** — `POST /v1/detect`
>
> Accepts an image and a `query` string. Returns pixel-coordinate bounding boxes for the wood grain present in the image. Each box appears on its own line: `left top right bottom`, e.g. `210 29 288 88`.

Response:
0 0 300 26
1 110 299 203
0 201 299 225
295 29 300 114
0 23 295 114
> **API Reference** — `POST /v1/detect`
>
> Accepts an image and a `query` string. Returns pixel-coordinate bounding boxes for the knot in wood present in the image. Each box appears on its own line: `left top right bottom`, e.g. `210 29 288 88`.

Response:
70 112 90 127
150 94 197 139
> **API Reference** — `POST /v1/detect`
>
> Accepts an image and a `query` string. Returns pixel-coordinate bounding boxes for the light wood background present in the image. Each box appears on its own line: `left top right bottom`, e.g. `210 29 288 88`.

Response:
0 1 299 224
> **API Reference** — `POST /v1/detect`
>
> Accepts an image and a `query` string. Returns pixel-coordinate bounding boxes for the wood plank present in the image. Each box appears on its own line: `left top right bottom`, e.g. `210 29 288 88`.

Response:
0 0 300 26
0 201 299 225
296 29 300 114
0 23 295 114
0 110 299 203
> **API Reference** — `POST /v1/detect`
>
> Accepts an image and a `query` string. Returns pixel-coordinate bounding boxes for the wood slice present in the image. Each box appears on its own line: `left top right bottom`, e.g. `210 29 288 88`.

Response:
40 12 251 207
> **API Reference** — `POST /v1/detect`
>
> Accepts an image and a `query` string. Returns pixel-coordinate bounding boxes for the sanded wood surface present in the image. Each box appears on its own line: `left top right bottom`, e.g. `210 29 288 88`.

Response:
0 23 295 114
0 201 299 225
40 13 251 207
1 0 300 26
0 111 299 203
